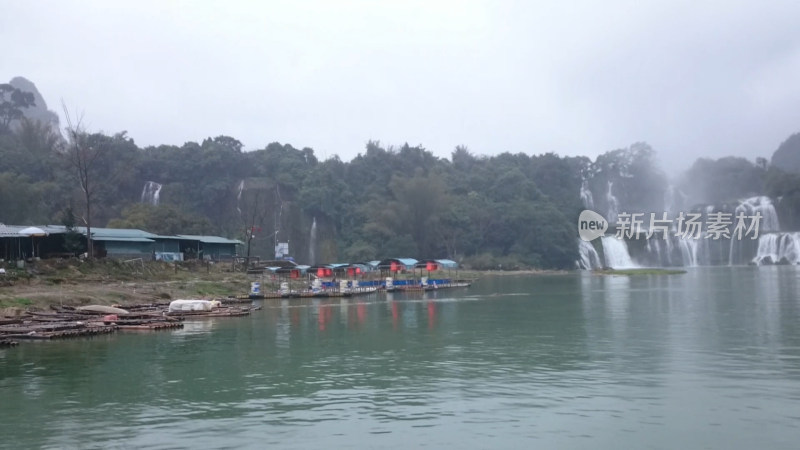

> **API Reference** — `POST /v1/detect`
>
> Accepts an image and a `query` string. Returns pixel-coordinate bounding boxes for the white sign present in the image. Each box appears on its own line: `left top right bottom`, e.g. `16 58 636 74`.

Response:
275 242 289 258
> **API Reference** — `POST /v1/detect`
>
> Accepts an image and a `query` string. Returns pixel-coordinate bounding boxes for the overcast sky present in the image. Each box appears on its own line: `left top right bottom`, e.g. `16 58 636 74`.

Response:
3 0 800 174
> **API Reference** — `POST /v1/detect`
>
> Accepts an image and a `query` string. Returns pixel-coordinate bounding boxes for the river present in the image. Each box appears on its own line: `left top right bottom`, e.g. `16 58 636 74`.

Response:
2 266 799 449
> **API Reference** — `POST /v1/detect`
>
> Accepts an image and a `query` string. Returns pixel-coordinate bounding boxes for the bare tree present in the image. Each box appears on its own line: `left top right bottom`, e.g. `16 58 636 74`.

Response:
238 179 272 268
62 102 104 259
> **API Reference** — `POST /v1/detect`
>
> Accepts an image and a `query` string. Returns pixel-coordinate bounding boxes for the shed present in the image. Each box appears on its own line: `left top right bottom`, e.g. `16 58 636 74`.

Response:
176 235 243 260
309 264 333 278
416 259 459 271
79 227 159 258
377 258 418 272
435 259 459 269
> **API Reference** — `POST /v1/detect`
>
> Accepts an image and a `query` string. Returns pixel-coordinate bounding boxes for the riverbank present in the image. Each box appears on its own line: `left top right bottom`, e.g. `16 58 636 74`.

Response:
0 259 248 315
0 259 572 315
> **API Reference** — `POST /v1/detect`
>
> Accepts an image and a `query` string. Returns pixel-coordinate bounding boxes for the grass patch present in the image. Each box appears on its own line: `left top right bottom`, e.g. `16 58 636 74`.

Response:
0 297 34 308
595 268 686 275
192 282 234 297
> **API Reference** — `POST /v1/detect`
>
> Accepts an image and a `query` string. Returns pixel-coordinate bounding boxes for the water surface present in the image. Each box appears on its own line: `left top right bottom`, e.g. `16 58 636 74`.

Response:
1 267 799 448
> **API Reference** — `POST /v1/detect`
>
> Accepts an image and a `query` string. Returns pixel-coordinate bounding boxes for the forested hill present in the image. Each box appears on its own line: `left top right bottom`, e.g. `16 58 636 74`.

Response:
0 129 585 269
1 79 799 269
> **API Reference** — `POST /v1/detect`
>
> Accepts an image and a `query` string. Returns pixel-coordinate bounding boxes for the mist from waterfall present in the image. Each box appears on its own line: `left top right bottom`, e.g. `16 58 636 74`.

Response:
141 181 162 205
664 185 686 216
577 158 794 269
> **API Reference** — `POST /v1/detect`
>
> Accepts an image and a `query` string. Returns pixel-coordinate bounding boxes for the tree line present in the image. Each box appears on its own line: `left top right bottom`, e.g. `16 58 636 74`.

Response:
1 82 799 269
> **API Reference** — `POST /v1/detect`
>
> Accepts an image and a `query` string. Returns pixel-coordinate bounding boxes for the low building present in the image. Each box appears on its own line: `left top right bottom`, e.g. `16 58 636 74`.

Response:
0 224 242 261
377 258 419 273
176 235 243 260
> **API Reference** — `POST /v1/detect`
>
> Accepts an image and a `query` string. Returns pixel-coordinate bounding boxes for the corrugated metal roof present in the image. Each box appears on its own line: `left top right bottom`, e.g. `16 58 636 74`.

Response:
0 224 21 237
435 259 459 268
41 225 68 234
3 225 242 246
91 237 155 243
176 235 243 245
39 225 157 239
377 258 419 269
347 263 373 272
1 225 63 236
42 226 159 239
87 227 159 239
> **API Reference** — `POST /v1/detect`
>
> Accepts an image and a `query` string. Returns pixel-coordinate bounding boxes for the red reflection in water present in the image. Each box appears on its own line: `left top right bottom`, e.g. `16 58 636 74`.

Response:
357 303 366 323
391 301 399 330
427 301 436 329
318 304 333 331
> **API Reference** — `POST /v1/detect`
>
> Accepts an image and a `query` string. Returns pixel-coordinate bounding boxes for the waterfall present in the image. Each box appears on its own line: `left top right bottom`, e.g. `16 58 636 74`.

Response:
729 236 745 266
236 179 245 215
308 217 318 265
601 236 638 268
645 238 663 266
735 196 780 232
577 239 601 270
140 181 162 205
752 232 800 265
606 181 619 224
580 178 594 209
677 237 698 267
664 235 674 266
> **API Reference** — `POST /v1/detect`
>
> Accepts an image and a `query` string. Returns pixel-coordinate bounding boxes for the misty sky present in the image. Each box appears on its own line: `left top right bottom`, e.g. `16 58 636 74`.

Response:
3 0 800 174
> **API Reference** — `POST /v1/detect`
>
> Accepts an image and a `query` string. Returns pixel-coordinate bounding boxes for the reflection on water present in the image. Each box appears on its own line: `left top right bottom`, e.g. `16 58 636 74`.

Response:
174 319 216 337
2 268 800 449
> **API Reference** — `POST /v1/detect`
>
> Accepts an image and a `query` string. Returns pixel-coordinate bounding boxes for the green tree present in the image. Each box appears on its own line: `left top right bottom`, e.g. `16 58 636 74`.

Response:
765 167 800 230
107 203 212 235
771 132 800 173
0 84 35 133
60 206 84 255
387 171 448 257
679 156 764 205
0 172 50 223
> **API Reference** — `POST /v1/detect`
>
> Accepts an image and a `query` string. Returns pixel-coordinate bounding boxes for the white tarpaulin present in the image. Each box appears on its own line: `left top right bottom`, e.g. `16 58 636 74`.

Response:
168 299 219 312
18 226 48 237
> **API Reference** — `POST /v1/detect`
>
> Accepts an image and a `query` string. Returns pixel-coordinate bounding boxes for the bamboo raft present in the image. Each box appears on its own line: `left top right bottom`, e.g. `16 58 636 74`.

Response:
0 301 259 344
0 321 117 340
